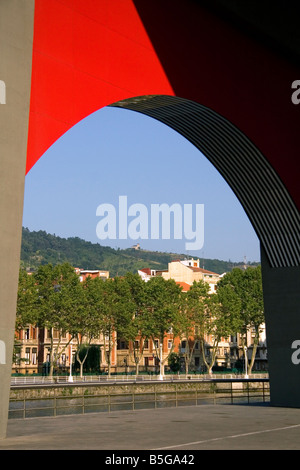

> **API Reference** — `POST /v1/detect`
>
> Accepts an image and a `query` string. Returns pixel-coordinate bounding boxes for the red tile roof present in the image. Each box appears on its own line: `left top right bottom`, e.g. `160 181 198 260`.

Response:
187 266 218 275
176 282 191 291
139 268 151 275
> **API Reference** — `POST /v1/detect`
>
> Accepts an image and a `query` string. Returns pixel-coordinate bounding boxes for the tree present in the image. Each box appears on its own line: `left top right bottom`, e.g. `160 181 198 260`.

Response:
16 269 39 331
168 352 180 373
15 269 39 365
70 276 103 377
33 263 81 377
218 267 264 373
119 273 149 375
74 344 101 374
183 280 210 374
186 280 240 374
206 286 241 372
97 277 136 376
144 277 183 377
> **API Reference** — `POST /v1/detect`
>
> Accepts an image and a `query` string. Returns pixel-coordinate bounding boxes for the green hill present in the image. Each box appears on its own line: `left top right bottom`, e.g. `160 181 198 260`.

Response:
20 227 259 277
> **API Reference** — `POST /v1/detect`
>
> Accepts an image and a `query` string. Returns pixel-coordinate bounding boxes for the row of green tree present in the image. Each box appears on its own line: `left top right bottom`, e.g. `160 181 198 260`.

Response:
17 263 264 377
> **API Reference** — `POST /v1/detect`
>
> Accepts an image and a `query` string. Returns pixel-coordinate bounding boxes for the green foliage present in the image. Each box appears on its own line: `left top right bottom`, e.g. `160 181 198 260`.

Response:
217 266 265 373
168 352 181 373
16 268 39 330
34 262 81 333
218 266 264 333
144 276 183 342
16 253 264 376
74 345 100 373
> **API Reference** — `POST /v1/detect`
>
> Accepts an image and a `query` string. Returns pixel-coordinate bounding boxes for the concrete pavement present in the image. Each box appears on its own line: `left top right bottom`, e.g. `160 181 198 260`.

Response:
1 403 300 450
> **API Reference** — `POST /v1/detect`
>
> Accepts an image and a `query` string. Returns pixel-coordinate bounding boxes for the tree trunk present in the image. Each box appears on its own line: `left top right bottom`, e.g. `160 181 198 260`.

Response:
201 337 218 375
76 349 89 378
248 331 259 374
49 330 54 377
185 357 189 375
103 333 112 377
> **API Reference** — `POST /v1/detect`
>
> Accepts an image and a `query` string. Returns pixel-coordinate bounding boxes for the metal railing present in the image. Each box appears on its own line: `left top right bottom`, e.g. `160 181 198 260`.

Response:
9 378 270 420
10 372 268 385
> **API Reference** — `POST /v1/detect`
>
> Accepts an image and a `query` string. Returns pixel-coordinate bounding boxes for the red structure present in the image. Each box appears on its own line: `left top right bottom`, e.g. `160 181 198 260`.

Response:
26 0 173 173
27 0 299 215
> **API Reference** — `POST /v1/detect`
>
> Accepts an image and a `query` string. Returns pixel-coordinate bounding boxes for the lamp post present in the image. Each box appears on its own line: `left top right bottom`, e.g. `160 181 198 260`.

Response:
158 342 164 380
244 345 248 379
68 343 73 382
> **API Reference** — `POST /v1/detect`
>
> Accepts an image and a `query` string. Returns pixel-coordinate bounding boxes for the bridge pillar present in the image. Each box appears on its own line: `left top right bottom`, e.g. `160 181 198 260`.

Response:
261 244 300 407
0 0 34 439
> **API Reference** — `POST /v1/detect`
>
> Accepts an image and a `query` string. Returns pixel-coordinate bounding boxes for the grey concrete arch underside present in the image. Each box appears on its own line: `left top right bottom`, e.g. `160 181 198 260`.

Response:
111 95 300 408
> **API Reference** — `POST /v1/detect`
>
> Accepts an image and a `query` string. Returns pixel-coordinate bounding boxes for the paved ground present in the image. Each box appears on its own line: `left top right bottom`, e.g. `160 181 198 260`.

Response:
1 403 300 451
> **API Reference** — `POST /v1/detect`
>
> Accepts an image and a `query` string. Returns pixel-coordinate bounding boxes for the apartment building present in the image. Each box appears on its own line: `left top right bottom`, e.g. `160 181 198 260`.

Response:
161 258 220 293
138 258 220 293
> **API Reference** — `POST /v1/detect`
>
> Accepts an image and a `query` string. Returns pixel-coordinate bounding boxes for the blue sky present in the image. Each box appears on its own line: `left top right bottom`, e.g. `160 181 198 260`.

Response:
22 106 260 263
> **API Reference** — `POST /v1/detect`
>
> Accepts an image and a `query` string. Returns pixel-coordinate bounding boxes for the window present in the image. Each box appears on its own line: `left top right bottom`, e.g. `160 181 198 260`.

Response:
15 352 21 365
117 339 128 350
32 348 37 365
25 348 30 364
46 329 59 339
168 340 172 349
144 340 149 349
24 328 30 340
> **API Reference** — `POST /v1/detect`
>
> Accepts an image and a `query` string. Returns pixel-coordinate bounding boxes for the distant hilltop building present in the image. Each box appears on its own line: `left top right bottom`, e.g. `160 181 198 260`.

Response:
132 243 141 250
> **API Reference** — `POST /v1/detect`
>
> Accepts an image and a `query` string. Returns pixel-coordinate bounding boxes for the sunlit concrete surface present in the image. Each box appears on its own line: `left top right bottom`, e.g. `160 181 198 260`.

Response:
1 404 300 450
